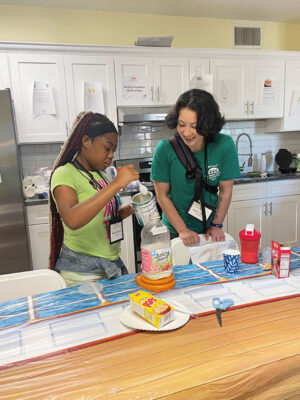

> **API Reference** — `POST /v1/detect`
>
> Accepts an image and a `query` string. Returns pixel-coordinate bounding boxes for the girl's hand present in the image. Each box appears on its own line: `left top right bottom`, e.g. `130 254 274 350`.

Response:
205 226 225 242
116 165 139 188
179 228 200 246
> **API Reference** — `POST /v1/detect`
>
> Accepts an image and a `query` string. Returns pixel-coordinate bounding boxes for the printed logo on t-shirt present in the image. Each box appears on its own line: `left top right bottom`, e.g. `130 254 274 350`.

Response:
208 165 220 181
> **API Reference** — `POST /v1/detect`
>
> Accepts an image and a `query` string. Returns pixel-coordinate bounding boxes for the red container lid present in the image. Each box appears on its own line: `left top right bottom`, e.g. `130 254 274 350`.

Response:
239 228 261 241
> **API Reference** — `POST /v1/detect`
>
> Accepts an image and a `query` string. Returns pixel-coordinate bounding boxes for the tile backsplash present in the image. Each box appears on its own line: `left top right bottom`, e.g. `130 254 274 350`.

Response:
19 120 300 177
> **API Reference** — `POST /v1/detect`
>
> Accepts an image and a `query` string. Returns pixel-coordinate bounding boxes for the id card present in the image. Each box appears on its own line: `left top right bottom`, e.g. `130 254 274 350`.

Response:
187 200 213 222
108 217 124 244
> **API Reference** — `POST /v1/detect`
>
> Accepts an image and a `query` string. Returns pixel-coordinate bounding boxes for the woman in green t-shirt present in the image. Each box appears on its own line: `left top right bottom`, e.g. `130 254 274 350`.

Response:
49 112 139 286
151 89 240 247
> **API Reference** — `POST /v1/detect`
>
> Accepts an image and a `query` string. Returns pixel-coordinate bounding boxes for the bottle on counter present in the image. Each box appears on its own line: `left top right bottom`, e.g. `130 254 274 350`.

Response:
297 153 300 172
141 212 173 280
260 153 267 173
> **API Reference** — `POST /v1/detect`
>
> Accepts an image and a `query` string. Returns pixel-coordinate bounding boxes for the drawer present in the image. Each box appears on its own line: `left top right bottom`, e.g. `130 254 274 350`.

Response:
266 179 300 197
232 182 266 202
26 204 49 225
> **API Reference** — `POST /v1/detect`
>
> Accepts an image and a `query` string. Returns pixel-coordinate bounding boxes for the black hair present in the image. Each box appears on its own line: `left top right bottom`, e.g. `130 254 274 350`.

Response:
165 89 225 143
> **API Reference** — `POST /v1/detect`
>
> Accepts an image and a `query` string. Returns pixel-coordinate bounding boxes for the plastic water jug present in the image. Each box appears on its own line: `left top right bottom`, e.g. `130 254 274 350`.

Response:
239 224 261 264
140 213 173 280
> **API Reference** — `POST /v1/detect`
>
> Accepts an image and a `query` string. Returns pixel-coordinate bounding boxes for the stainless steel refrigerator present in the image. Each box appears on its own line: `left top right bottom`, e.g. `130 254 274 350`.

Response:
0 89 31 274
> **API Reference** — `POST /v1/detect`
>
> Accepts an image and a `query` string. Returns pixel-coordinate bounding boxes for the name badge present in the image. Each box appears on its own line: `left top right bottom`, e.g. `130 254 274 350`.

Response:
108 217 124 244
187 200 213 222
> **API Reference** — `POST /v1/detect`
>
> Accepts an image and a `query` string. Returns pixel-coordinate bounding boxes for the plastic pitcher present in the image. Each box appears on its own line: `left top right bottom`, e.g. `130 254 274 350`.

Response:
239 224 261 264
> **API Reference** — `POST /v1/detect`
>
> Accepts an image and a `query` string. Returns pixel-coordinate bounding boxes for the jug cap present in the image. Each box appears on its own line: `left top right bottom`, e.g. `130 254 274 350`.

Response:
239 227 261 241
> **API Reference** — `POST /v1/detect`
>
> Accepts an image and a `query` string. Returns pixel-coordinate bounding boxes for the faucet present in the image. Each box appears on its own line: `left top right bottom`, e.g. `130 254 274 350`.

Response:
235 133 253 170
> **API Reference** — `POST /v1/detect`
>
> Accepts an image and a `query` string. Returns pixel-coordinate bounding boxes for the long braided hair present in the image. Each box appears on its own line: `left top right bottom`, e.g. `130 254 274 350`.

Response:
48 111 117 269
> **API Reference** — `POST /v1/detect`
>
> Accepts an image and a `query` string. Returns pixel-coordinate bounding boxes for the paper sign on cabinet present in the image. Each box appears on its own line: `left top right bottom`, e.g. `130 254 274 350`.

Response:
33 81 56 116
83 82 104 113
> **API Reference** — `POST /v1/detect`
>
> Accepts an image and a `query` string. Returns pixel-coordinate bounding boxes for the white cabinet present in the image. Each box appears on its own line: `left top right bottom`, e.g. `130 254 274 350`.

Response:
64 55 117 127
211 58 284 119
227 180 300 249
114 56 189 106
26 204 50 270
0 53 10 89
120 195 135 274
266 59 300 132
9 54 69 143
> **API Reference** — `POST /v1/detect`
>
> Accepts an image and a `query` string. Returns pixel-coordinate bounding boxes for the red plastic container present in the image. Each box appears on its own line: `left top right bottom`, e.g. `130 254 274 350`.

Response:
239 225 261 264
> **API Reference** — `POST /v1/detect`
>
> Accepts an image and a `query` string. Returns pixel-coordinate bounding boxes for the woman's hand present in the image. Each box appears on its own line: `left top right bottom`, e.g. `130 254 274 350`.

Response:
179 228 200 246
205 226 225 242
119 204 135 220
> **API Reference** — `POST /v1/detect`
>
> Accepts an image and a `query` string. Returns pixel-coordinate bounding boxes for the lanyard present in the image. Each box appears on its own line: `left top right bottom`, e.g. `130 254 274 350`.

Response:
72 160 118 219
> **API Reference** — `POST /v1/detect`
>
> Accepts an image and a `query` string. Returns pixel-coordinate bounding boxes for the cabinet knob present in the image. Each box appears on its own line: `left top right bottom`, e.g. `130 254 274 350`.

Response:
250 101 254 115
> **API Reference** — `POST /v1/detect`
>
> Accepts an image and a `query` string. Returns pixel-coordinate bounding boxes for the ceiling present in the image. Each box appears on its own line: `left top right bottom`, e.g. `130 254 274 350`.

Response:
1 0 300 24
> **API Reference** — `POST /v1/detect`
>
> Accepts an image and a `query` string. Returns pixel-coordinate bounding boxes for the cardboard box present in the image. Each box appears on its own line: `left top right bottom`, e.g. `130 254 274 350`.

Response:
271 241 291 278
129 290 174 328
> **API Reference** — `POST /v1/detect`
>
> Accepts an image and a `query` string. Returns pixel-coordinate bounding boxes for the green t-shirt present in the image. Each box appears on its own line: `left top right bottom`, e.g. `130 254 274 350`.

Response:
51 163 121 261
151 134 240 234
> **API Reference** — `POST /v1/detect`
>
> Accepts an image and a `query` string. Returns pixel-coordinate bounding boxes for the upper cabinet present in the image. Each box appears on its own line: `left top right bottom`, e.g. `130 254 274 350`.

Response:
64 55 117 127
266 59 300 132
0 53 10 89
114 56 189 106
211 58 284 120
9 54 69 143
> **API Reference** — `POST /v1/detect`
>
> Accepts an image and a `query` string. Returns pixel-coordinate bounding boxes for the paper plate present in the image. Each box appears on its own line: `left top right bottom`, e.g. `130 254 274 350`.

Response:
120 307 190 332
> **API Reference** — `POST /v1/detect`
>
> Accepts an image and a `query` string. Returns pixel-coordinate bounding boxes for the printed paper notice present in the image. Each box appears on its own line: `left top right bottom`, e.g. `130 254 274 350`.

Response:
218 80 237 106
190 74 213 94
289 90 300 117
33 81 56 115
84 82 104 113
259 78 276 105
121 75 147 101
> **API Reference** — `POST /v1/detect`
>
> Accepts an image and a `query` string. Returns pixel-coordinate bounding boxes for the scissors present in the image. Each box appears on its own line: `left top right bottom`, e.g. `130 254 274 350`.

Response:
212 297 234 327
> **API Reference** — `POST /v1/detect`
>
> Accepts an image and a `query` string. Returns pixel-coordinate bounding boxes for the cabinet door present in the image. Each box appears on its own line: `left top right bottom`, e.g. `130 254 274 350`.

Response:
282 60 300 131
120 196 135 274
227 199 265 248
0 53 10 89
64 55 117 127
28 224 50 269
9 54 69 143
250 59 284 118
153 58 189 104
266 195 300 247
210 58 249 119
114 57 153 106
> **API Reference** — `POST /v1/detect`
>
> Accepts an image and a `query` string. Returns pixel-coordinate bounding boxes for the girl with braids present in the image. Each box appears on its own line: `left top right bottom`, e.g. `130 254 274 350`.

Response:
151 89 240 247
49 112 139 286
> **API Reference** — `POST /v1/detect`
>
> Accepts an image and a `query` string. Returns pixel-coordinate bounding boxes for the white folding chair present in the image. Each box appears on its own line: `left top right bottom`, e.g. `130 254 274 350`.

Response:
0 270 67 302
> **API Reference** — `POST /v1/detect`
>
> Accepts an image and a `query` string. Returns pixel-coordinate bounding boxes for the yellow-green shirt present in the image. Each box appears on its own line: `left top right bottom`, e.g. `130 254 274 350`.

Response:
51 163 121 260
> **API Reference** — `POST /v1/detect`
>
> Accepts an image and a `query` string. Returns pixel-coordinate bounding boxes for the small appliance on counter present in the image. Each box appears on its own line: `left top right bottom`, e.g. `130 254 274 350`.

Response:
275 149 297 174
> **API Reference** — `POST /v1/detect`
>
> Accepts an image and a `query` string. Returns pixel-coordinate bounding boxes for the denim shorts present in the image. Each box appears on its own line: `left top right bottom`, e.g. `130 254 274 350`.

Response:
55 245 128 279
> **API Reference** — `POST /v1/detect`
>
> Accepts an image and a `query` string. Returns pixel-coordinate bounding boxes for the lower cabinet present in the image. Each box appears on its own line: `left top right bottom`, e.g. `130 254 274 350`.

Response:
26 198 136 273
227 180 300 249
120 195 135 274
26 204 50 269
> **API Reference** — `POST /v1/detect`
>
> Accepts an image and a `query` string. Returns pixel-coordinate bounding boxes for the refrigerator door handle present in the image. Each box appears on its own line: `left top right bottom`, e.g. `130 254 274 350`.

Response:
0 171 2 183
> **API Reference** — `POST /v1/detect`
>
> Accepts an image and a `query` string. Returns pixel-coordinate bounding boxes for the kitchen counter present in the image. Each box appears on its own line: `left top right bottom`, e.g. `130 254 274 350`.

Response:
234 171 300 184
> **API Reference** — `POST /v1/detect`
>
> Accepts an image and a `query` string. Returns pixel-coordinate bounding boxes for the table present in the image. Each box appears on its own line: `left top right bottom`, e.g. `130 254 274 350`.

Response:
1 250 300 399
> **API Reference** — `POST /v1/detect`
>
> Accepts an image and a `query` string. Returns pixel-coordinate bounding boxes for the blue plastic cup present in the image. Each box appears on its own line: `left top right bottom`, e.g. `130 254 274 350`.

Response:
223 249 240 274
